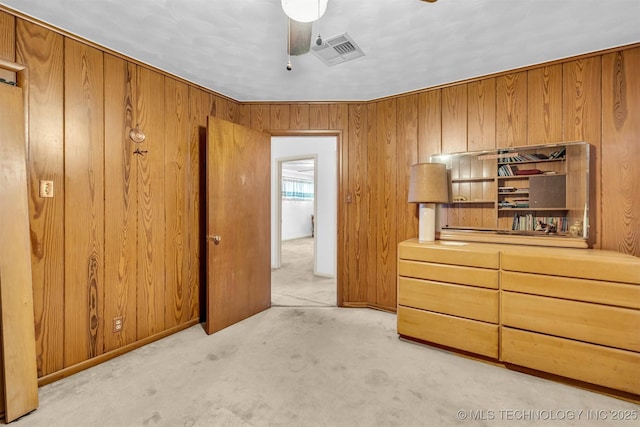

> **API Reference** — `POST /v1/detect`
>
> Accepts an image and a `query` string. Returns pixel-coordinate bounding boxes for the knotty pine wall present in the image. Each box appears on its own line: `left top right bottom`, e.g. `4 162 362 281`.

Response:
2 8 639 382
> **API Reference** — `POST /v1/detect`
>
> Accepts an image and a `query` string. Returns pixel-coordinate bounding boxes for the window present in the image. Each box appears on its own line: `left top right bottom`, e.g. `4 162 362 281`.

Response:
282 177 314 200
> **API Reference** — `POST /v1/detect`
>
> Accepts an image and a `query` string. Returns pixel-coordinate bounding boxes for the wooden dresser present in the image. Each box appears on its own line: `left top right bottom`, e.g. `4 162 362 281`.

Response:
397 239 501 358
397 239 640 397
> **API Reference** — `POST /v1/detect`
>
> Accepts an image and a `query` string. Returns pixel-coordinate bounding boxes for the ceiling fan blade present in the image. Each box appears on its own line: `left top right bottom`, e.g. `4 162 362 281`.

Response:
288 19 312 56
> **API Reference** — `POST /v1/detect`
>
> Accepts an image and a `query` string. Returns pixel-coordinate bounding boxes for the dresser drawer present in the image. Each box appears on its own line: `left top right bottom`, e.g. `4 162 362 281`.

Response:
399 241 500 269
502 327 640 395
399 260 499 289
397 306 498 358
502 292 640 352
501 270 640 309
501 248 640 284
398 277 498 323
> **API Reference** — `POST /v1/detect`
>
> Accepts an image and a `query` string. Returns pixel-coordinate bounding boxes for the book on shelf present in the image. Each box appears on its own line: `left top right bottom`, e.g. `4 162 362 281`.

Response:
549 147 566 159
498 153 549 164
511 214 568 232
498 164 519 176
515 169 542 175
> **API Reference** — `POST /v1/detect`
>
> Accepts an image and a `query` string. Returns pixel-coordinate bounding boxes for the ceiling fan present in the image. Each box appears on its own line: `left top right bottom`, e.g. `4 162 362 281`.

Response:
283 0 326 60
284 0 437 68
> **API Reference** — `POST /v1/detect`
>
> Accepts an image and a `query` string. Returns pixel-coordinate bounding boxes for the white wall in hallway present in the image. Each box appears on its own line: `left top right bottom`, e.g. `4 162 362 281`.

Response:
271 136 336 278
282 199 314 240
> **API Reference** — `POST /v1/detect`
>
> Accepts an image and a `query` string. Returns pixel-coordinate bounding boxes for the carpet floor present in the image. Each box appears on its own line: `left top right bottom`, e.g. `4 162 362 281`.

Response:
12 238 638 426
13 307 638 427
271 237 336 307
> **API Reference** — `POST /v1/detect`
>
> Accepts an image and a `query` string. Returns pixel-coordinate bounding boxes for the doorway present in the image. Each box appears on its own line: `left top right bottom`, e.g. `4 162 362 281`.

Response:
270 136 337 307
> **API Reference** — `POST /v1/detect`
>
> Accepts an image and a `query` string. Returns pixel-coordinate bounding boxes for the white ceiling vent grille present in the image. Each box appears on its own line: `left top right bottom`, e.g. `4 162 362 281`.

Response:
311 33 365 66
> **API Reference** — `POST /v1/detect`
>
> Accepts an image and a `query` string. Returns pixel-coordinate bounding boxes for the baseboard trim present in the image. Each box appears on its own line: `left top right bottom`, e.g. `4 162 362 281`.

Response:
37 319 200 387
341 302 397 313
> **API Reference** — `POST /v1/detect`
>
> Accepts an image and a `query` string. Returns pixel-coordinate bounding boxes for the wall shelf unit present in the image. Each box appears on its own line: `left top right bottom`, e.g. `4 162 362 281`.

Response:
431 142 590 248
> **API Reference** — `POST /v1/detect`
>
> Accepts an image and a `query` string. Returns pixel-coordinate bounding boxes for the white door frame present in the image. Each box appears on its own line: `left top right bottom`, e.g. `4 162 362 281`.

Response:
274 155 318 273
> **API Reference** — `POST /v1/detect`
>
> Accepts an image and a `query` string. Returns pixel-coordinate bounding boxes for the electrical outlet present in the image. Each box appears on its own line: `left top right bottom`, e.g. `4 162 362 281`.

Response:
39 180 54 198
113 317 123 333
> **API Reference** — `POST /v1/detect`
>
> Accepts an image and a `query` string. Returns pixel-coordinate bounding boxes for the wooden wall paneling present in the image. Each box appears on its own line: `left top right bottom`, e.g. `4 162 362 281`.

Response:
236 102 251 128
188 87 206 321
215 96 236 122
164 77 190 328
441 86 467 231
136 66 166 339
417 90 448 230
329 104 348 306
16 20 65 377
601 48 640 257
270 104 290 129
309 104 329 129
345 103 368 303
396 94 419 241
441 85 468 153
563 57 602 249
103 55 138 352
63 39 105 366
467 78 496 151
496 72 528 148
365 103 378 306
417 90 442 162
329 104 348 131
527 65 563 144
289 104 310 130
250 104 271 131
203 92 216 118
375 99 397 310
0 11 15 61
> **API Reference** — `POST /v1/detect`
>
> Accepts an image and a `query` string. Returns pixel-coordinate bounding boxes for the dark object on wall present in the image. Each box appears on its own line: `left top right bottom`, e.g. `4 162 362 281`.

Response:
529 175 566 209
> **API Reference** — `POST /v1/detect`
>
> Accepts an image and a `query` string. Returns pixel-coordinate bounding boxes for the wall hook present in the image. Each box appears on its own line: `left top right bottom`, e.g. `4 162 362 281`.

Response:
133 148 148 156
129 124 146 143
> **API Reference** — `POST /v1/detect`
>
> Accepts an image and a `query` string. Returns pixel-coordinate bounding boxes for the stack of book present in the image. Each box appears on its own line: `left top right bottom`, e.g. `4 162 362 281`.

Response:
512 214 568 232
498 164 518 176
548 147 566 159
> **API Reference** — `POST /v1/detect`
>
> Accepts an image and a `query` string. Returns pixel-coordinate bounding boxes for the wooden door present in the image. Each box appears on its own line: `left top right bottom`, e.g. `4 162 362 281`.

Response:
205 117 271 334
0 83 39 421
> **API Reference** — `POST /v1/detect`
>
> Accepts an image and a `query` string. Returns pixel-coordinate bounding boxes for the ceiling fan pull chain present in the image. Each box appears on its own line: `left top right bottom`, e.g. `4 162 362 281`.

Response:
286 18 293 71
316 0 323 45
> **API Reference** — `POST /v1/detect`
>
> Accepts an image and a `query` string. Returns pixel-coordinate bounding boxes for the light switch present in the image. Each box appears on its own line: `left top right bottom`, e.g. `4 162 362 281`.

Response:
39 180 54 198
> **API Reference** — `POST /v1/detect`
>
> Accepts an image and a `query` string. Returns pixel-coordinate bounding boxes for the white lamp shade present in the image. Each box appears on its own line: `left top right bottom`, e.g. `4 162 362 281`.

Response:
281 0 328 22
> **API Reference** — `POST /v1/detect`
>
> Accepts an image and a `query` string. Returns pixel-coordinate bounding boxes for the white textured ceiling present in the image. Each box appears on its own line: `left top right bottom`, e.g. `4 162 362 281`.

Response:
2 0 639 102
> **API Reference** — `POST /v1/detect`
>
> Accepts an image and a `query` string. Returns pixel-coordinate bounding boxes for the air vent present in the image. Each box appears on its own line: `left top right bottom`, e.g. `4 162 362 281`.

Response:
311 32 365 66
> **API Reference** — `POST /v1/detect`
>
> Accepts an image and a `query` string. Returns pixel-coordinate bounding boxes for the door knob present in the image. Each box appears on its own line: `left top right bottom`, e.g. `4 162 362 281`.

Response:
207 234 221 245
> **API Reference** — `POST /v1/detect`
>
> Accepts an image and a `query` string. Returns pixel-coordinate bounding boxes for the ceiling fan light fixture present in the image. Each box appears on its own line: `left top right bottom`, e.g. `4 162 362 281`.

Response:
281 0 328 23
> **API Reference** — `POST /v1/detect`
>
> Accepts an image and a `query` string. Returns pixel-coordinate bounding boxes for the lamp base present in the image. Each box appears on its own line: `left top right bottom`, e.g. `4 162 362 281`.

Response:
418 203 436 242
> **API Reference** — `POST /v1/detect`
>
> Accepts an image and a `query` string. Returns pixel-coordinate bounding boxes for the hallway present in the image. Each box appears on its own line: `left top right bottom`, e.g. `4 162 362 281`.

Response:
271 237 336 307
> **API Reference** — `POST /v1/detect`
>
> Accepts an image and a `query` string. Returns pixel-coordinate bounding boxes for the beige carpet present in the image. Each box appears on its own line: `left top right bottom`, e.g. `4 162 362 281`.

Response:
271 237 336 307
13 306 638 427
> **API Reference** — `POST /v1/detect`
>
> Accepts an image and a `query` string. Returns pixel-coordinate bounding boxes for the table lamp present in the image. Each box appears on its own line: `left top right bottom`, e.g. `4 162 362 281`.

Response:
408 163 449 242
